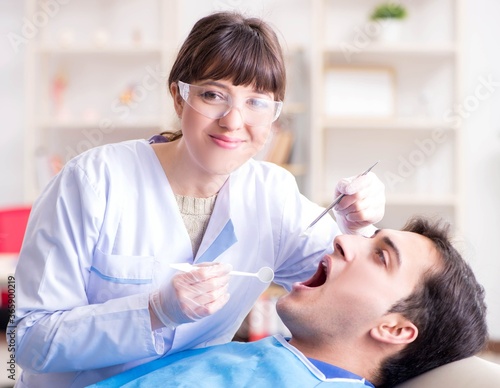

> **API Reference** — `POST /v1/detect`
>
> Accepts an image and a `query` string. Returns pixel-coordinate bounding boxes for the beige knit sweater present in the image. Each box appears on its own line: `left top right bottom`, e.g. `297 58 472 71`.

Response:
174 194 217 256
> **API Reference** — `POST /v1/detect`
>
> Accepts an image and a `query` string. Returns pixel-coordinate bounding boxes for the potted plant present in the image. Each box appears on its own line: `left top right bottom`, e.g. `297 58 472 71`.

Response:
370 3 408 43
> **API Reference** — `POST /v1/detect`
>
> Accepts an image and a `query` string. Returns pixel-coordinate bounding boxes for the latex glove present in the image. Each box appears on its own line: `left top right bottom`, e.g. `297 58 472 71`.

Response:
149 262 232 329
333 171 385 236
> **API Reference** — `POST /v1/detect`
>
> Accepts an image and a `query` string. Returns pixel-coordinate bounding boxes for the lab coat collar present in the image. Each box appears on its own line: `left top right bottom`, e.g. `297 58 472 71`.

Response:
195 176 237 263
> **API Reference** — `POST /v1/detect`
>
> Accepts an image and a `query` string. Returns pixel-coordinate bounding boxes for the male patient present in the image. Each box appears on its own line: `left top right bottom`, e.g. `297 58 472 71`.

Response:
90 216 488 388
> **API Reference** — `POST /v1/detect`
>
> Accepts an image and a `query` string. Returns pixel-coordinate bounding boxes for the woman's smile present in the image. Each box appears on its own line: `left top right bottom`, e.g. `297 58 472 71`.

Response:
209 133 246 149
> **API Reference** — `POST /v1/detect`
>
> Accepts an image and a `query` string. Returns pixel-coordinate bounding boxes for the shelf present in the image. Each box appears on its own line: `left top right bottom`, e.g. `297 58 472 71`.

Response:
324 42 458 57
323 43 458 67
310 0 464 230
386 194 459 207
37 45 163 55
40 118 164 130
318 193 458 209
322 117 457 131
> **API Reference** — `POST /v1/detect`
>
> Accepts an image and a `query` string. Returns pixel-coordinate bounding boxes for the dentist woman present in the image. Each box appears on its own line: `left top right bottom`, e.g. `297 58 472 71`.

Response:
12 11 385 387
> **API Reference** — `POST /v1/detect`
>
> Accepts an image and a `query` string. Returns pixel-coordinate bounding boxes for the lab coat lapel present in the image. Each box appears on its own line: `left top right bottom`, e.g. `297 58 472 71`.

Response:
195 178 237 264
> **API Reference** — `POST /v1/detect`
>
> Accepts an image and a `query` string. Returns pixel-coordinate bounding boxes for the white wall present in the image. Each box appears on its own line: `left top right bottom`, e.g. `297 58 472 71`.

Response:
0 1 25 206
462 0 500 339
1 0 499 339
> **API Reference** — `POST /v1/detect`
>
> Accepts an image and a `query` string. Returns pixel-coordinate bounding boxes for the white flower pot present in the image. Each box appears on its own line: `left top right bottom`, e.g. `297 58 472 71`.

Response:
377 19 404 43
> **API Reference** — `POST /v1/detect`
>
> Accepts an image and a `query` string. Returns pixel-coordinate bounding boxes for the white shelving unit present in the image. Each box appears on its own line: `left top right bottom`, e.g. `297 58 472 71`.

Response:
23 0 179 202
309 0 464 231
257 46 309 185
22 0 310 201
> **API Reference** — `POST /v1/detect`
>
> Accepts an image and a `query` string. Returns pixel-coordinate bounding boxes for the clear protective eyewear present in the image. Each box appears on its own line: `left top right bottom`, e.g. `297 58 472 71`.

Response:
178 81 283 127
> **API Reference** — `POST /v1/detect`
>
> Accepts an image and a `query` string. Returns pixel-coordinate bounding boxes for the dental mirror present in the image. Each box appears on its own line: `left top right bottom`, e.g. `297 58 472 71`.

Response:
230 267 275 283
169 263 275 283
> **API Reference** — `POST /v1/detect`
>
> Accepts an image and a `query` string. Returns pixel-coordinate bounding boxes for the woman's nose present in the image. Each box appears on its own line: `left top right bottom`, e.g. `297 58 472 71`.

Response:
218 107 244 131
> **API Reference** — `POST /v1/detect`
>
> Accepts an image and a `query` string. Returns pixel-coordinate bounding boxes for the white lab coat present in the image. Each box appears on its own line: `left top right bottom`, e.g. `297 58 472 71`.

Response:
12 139 339 387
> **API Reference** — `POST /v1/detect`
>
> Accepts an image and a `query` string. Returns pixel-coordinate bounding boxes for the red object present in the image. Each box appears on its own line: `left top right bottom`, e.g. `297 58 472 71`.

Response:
0 206 31 253
0 206 31 308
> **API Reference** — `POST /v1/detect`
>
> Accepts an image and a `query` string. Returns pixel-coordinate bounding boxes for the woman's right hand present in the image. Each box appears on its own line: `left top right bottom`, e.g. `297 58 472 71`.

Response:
149 263 232 330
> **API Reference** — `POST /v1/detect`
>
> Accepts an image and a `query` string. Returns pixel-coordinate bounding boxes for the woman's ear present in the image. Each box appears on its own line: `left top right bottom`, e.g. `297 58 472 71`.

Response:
370 313 418 345
170 82 184 118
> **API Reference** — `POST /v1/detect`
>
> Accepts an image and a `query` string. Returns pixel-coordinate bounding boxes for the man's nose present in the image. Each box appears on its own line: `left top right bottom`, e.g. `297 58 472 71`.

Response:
333 235 360 262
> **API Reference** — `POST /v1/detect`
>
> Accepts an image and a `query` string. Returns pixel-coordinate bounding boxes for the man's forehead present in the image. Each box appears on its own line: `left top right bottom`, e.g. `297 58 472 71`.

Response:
375 228 440 267
374 228 430 243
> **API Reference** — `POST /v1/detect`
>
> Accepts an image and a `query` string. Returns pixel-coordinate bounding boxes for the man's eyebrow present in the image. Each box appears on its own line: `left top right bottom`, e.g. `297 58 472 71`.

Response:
372 229 402 268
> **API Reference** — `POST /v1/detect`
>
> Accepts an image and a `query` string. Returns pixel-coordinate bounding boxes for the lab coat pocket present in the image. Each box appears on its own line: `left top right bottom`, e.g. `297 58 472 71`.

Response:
88 249 155 303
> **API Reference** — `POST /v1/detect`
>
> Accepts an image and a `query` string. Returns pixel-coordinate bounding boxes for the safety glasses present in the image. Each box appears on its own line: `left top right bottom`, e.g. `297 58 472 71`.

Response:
178 81 283 126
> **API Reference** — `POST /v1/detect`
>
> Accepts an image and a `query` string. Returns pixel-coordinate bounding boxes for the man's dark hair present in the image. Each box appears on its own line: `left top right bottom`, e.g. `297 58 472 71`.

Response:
377 216 488 387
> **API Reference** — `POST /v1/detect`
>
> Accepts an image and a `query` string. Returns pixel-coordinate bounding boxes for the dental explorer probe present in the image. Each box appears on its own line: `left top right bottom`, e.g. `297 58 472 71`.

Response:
301 160 379 237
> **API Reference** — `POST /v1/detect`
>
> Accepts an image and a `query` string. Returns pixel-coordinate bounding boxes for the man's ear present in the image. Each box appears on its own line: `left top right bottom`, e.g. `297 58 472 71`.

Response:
370 313 418 345
170 82 184 118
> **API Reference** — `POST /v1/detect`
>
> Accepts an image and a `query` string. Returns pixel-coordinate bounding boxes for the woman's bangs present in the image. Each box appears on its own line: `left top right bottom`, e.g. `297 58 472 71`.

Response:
196 40 284 97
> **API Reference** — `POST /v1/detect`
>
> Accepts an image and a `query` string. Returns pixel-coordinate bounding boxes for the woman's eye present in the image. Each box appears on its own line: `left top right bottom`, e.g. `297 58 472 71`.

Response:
247 98 271 111
375 248 387 267
200 91 226 103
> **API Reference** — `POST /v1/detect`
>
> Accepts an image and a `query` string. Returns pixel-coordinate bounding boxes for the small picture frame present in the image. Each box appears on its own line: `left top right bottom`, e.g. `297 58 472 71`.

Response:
324 66 396 118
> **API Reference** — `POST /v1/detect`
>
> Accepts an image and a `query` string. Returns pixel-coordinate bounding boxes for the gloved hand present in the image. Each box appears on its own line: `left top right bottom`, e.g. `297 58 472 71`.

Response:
149 262 232 329
333 171 385 236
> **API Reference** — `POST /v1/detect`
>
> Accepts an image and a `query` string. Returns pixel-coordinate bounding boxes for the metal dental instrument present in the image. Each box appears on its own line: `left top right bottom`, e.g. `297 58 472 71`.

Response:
301 161 379 236
169 263 275 283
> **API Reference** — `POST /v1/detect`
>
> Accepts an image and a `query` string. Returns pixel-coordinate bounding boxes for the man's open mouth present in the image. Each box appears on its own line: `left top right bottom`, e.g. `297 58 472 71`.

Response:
300 260 328 288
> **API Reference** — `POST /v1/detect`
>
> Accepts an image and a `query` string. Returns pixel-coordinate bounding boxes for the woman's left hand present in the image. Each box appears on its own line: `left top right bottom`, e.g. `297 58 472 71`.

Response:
333 171 385 236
